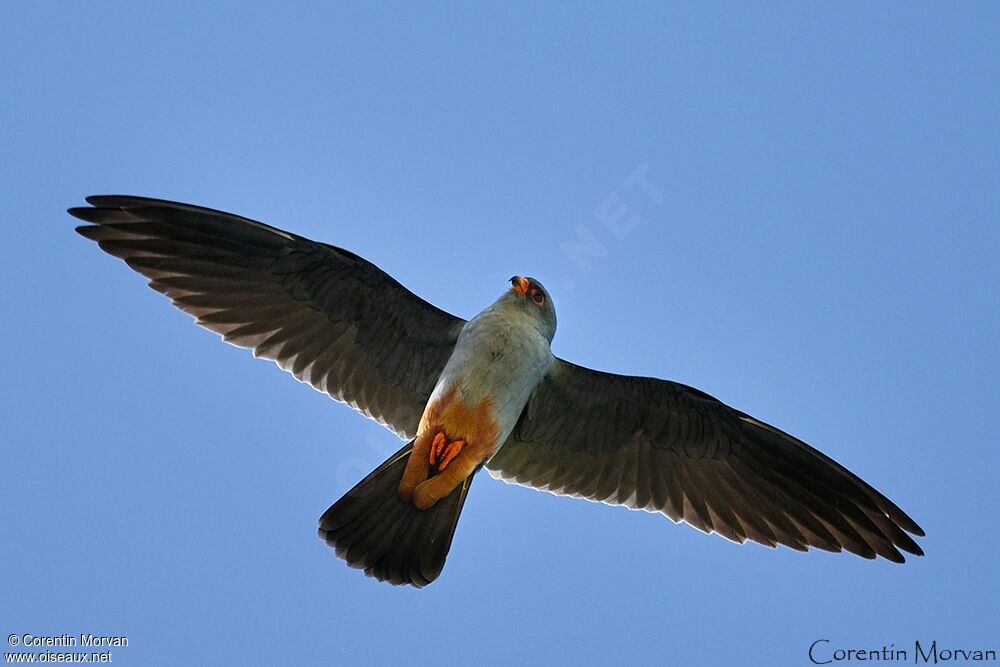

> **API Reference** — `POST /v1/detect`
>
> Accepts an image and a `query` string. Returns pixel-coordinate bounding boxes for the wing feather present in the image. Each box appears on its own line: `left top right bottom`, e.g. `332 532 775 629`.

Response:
70 195 464 438
488 358 924 562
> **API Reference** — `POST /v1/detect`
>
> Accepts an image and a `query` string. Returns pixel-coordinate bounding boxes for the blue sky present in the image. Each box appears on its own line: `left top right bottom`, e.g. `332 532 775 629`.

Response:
3 2 998 665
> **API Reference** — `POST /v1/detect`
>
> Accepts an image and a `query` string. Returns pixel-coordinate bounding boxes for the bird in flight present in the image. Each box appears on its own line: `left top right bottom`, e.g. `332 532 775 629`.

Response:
69 196 925 587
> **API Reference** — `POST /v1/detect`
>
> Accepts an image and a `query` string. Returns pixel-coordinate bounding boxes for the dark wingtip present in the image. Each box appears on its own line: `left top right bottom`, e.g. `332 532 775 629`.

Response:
68 206 102 222
885 549 906 564
74 225 98 240
85 195 130 207
882 502 925 538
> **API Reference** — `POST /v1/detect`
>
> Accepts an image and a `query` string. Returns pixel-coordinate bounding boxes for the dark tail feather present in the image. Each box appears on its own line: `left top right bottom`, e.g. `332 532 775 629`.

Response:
318 441 474 587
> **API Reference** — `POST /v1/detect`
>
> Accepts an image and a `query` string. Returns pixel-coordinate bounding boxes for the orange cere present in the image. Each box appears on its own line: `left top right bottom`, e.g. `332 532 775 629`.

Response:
511 276 529 297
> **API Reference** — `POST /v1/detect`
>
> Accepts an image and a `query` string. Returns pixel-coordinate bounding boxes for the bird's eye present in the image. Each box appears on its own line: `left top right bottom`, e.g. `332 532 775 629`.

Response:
530 289 545 306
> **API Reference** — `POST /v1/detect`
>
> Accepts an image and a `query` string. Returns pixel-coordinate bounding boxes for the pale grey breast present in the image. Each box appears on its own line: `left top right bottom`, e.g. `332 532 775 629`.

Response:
431 302 553 449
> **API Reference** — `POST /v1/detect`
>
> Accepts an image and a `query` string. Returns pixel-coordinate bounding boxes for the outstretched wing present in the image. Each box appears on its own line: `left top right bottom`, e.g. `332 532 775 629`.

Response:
70 195 464 438
487 358 925 562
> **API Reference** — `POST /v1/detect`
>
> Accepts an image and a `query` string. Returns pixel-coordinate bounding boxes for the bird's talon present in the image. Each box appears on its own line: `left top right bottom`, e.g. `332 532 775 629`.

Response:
428 432 465 471
437 439 465 471
429 432 447 465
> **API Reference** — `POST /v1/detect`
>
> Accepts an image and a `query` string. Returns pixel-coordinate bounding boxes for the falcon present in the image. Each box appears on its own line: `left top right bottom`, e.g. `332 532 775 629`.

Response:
68 196 925 587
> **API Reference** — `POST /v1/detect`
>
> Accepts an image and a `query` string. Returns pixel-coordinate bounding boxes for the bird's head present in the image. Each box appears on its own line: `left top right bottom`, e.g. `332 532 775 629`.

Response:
503 275 557 342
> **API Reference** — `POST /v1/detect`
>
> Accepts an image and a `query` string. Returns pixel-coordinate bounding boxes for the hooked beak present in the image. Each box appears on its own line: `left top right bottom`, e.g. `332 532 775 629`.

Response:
510 275 529 297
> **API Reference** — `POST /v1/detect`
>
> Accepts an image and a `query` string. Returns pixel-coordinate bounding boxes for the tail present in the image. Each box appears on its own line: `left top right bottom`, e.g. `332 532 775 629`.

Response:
318 441 474 587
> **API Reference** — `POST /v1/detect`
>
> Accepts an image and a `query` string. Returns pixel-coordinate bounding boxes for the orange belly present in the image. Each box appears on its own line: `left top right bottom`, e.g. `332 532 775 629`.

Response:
418 387 499 458
397 388 501 509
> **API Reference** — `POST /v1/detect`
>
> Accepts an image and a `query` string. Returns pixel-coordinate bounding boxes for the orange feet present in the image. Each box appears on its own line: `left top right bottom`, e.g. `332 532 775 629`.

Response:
429 432 446 465
429 432 466 471
438 440 465 470
403 429 479 509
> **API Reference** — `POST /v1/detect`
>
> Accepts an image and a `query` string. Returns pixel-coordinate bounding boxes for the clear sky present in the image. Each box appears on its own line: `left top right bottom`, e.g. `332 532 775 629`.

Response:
3 2 998 665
